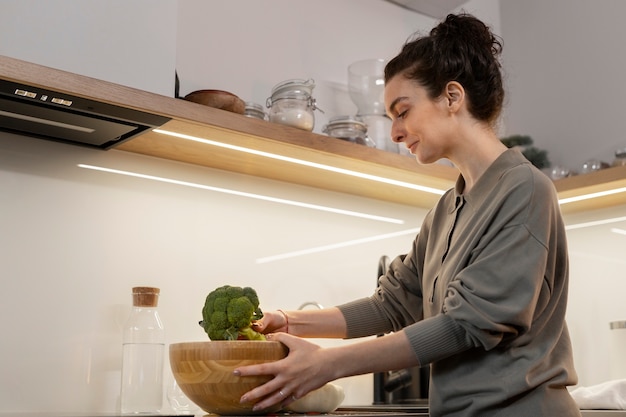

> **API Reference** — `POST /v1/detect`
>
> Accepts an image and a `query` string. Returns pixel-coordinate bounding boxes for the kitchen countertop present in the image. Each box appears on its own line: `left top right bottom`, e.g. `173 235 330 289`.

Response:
0 411 422 417
0 409 425 417
339 405 626 416
2 408 625 417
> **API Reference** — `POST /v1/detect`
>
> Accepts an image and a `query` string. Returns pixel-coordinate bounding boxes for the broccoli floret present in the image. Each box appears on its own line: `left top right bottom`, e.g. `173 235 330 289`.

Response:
228 297 255 329
201 285 266 341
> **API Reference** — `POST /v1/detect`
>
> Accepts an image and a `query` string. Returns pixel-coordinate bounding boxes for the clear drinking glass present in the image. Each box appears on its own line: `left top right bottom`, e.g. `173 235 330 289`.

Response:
348 59 387 116
167 379 199 414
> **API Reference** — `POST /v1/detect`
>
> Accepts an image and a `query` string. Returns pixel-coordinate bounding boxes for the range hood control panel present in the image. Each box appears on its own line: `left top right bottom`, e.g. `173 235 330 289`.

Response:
0 79 170 150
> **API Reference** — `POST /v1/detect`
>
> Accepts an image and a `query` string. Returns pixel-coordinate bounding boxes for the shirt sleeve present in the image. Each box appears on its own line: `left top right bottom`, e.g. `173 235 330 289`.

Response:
337 252 427 338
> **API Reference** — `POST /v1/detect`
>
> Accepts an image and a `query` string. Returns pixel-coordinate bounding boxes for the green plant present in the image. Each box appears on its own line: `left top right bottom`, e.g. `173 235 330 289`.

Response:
500 134 550 169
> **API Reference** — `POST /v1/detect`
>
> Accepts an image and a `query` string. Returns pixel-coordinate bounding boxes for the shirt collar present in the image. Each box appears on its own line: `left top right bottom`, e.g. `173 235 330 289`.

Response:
452 149 530 210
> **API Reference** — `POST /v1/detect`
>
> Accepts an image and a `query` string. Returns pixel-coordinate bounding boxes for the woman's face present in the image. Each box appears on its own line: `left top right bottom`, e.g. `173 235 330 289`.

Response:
384 75 453 165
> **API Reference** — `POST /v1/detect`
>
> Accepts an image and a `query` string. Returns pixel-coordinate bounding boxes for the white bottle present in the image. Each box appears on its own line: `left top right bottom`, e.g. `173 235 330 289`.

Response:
120 287 165 414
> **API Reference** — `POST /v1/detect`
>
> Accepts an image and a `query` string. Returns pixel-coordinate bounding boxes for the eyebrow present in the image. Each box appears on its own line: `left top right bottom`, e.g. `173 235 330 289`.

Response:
388 96 409 116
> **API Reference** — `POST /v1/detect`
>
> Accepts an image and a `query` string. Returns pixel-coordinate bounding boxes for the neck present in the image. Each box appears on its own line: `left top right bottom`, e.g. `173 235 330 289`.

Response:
449 129 507 194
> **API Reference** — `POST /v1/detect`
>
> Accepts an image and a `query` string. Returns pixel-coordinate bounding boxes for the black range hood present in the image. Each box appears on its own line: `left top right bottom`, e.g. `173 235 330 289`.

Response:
0 79 170 150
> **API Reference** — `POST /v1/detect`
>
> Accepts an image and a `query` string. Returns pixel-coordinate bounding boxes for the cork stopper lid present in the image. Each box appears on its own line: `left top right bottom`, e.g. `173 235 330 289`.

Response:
132 287 160 307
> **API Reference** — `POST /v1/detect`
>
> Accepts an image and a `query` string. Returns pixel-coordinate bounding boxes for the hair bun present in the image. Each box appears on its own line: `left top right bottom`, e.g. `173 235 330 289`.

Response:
431 13 502 56
385 12 504 124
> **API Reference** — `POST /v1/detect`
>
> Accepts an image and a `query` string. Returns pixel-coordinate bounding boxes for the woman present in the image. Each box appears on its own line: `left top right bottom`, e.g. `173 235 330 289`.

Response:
236 13 581 417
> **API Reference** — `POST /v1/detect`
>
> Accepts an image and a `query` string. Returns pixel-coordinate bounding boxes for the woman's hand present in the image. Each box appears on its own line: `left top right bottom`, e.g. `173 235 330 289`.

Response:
253 307 347 338
237 323 418 412
234 332 334 412
251 310 288 334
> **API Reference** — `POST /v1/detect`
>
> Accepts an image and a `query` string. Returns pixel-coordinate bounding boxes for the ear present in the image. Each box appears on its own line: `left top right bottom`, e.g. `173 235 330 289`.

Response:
444 81 464 113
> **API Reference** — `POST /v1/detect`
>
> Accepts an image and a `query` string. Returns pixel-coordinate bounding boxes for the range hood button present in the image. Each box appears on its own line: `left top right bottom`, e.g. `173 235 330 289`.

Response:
14 89 37 99
51 97 73 106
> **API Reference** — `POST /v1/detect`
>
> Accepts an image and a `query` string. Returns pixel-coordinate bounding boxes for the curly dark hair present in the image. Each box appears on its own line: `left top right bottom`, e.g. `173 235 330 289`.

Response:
384 13 504 125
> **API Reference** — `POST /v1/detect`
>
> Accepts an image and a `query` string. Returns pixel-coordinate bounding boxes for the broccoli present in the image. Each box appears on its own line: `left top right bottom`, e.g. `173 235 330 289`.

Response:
201 285 265 341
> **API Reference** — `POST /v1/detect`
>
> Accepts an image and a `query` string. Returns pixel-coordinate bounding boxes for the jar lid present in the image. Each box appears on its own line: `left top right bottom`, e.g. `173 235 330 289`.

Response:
270 78 315 98
132 286 160 307
245 101 265 112
323 115 368 134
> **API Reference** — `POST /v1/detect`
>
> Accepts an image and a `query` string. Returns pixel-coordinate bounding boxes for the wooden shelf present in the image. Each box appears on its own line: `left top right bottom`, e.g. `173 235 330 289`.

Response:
2 54 625 213
554 164 626 214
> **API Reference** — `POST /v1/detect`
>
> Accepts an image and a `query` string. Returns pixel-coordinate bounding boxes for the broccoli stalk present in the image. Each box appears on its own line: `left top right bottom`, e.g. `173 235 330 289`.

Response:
201 285 266 341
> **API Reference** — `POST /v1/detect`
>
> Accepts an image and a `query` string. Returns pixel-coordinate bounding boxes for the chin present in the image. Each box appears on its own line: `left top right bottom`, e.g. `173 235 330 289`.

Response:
414 154 436 165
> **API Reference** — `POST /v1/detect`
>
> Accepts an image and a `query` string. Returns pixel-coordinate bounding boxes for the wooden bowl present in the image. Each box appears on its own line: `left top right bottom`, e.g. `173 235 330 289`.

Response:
183 89 246 114
169 341 288 415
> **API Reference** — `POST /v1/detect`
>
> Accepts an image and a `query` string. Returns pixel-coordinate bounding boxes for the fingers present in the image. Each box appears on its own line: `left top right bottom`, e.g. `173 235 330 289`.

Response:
243 385 298 412
234 333 318 411
237 374 291 412
279 390 299 403
252 310 289 334
266 331 297 345
250 320 264 332
277 389 300 409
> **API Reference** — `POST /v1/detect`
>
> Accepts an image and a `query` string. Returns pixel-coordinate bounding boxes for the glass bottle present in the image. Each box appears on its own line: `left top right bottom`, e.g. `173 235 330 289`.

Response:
609 320 626 379
120 287 165 414
266 79 319 131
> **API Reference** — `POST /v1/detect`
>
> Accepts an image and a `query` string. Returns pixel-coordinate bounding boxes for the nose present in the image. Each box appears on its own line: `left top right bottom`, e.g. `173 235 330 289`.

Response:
390 119 405 143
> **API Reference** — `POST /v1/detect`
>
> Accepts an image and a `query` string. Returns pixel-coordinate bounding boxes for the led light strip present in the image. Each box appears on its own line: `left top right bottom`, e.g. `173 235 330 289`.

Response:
259 213 626 263
259 215 626 263
565 215 626 230
155 129 626 207
256 227 421 264
77 164 404 224
558 186 626 205
153 129 447 195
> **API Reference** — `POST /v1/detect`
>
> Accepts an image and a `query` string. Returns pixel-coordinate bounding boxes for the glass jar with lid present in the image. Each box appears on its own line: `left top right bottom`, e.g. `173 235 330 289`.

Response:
243 102 268 121
322 115 375 147
266 79 320 131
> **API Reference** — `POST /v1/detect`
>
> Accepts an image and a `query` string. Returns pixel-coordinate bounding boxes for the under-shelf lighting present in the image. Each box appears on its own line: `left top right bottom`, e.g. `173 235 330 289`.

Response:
565 215 626 230
153 130 626 206
558 186 626 205
77 164 404 224
256 227 421 264
153 129 447 195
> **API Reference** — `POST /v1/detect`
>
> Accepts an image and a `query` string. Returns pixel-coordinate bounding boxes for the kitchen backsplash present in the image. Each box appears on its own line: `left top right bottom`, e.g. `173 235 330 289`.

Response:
1 131 625 413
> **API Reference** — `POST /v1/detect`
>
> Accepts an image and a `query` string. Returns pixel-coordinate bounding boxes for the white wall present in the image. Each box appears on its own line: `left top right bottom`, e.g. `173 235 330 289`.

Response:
499 0 626 384
175 0 499 135
562 205 626 386
175 0 432 136
0 132 423 412
500 0 626 171
0 0 177 96
1 0 625 414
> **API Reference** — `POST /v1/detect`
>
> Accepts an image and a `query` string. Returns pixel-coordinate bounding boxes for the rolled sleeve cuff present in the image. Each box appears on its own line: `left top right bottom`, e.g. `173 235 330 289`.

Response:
404 314 474 366
337 297 393 339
